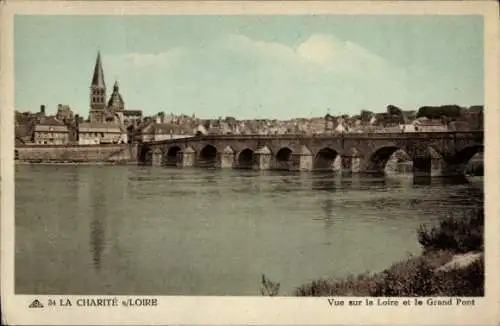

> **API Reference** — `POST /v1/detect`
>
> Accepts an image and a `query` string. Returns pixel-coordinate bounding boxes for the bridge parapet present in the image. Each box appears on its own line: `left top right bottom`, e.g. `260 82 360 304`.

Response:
143 130 483 146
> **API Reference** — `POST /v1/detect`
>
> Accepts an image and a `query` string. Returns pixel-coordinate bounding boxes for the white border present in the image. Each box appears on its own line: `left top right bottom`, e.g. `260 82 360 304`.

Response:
1 1 499 325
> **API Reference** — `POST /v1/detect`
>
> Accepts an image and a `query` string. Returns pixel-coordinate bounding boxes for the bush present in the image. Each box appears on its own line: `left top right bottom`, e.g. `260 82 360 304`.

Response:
293 273 382 297
292 251 483 297
417 208 484 254
433 255 484 296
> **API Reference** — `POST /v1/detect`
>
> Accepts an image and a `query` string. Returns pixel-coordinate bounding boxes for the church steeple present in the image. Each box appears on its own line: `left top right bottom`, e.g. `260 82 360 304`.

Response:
91 51 106 88
90 51 107 119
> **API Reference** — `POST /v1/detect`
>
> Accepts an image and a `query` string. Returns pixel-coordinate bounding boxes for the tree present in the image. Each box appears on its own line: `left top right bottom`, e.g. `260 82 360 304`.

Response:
387 105 403 116
416 105 463 119
360 110 373 123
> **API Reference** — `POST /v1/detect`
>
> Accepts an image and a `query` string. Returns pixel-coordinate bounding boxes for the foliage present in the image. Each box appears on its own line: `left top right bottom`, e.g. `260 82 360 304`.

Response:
433 257 484 296
416 105 464 119
417 208 484 254
292 251 483 297
386 105 403 116
260 274 280 296
360 110 374 122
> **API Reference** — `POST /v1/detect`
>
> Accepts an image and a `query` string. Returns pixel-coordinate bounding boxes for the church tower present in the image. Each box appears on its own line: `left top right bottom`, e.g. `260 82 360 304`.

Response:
107 80 125 112
89 51 107 123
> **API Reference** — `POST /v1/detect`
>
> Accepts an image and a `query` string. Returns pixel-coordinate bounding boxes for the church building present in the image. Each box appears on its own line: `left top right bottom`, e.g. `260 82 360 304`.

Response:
89 51 126 124
78 51 144 144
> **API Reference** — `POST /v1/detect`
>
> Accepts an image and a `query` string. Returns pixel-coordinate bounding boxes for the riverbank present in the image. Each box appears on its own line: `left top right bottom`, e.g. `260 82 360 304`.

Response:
262 208 484 297
15 143 138 165
15 160 137 166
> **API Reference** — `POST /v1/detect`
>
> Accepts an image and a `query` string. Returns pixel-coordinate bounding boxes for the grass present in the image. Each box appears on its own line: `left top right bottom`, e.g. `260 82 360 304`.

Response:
262 208 485 297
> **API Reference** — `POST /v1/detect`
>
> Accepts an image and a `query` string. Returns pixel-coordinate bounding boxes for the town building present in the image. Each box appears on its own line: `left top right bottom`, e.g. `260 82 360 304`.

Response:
55 104 75 122
33 116 70 145
78 122 127 145
139 122 193 142
412 117 448 132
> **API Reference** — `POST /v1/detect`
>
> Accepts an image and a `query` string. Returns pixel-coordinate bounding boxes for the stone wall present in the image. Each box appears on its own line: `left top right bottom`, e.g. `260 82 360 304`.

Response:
15 144 138 164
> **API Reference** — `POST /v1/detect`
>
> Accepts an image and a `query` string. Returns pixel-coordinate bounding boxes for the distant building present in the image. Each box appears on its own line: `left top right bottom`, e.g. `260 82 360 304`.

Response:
55 104 74 122
412 118 448 132
123 110 143 126
78 122 127 145
33 117 70 145
140 121 193 142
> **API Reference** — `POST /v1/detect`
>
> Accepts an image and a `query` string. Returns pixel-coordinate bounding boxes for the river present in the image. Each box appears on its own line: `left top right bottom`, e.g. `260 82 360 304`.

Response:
15 165 483 295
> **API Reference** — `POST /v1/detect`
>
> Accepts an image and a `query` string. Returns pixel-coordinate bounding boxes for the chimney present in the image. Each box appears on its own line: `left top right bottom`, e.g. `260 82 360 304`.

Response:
40 105 46 116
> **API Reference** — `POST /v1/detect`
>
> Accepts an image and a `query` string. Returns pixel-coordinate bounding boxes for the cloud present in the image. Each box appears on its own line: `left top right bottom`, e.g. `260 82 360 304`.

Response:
297 34 338 66
99 34 422 118
104 47 185 70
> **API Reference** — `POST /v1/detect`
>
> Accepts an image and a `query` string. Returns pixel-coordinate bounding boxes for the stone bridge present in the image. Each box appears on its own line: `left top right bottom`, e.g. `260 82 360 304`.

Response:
137 131 483 177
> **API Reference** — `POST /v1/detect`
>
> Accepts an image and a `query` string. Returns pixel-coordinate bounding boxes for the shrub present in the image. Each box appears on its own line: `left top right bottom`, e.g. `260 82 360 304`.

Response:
293 273 382 297
292 250 483 297
417 208 484 254
433 255 484 296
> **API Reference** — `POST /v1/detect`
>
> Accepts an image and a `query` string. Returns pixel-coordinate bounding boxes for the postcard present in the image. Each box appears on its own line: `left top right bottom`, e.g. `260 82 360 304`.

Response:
1 1 498 325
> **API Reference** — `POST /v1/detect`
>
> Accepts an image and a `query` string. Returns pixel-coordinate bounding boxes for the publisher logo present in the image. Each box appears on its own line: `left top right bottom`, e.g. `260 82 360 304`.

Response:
28 299 44 308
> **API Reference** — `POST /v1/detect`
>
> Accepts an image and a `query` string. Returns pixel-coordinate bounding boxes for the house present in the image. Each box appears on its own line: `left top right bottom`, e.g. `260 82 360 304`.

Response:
194 124 208 136
78 122 127 145
412 118 448 132
448 120 472 131
33 117 70 145
123 110 143 126
139 121 193 142
55 104 75 122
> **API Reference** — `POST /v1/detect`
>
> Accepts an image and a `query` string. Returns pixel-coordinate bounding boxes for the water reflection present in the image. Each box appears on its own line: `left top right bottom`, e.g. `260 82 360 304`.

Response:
90 180 106 271
320 198 335 229
311 173 337 192
90 215 105 271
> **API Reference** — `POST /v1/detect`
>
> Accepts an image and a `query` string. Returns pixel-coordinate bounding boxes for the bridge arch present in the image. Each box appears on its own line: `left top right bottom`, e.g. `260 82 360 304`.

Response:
236 148 254 169
275 147 293 170
164 146 182 166
452 145 484 165
198 144 217 167
366 145 406 174
314 147 340 171
445 145 484 176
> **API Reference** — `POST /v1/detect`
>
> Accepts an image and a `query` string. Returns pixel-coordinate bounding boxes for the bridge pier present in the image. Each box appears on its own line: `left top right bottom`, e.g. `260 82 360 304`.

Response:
151 149 162 166
179 146 196 167
340 155 362 174
217 147 235 168
253 147 272 170
290 153 313 171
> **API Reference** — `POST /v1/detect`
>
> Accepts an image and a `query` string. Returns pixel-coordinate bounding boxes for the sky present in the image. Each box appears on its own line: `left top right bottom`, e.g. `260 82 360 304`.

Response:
14 15 483 120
